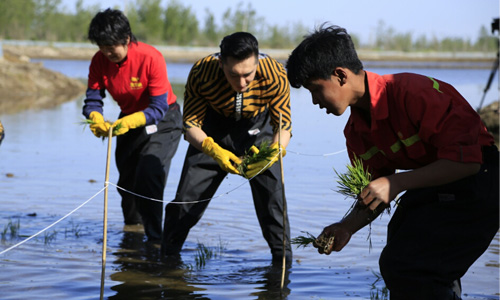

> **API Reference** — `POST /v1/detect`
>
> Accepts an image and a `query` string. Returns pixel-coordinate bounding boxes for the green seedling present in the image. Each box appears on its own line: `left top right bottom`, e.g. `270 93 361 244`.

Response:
238 141 277 178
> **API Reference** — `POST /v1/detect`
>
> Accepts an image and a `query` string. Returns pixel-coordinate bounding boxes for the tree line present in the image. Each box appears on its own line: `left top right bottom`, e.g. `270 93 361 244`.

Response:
0 0 497 52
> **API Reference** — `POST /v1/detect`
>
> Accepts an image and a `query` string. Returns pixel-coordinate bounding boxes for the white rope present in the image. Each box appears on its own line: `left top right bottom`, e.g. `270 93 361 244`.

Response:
106 149 281 205
110 147 346 205
0 147 347 255
287 148 347 156
0 186 107 256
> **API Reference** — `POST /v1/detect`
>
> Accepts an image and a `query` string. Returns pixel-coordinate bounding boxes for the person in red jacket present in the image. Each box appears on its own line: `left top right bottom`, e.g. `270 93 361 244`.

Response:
83 9 182 243
286 24 499 300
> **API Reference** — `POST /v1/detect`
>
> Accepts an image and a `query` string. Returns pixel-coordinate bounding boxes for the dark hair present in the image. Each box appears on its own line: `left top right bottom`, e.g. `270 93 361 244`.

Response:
286 24 363 88
88 8 137 46
219 32 259 63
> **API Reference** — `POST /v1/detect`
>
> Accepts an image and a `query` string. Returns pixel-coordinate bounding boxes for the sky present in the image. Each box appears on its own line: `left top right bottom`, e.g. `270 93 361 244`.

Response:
61 0 499 44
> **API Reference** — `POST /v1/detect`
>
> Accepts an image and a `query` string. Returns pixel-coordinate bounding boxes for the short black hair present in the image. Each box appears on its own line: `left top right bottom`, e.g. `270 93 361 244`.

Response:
88 8 137 46
286 24 363 88
219 32 259 63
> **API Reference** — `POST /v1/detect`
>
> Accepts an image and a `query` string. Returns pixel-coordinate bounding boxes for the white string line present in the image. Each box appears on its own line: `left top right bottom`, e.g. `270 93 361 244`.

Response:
106 148 283 205
0 147 346 255
110 147 347 205
0 186 107 256
287 148 347 156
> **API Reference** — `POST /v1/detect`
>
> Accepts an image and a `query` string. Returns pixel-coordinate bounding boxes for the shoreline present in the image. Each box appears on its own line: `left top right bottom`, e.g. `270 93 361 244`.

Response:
2 42 496 68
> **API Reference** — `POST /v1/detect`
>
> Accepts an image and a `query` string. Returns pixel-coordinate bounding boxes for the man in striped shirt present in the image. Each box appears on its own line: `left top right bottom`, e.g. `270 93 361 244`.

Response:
162 32 292 265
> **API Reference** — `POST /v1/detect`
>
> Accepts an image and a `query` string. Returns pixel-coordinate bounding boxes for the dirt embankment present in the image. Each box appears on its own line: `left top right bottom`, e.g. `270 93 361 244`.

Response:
0 50 86 115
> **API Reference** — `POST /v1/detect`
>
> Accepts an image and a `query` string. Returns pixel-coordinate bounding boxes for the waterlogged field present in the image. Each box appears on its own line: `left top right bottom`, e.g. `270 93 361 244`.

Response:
0 60 498 299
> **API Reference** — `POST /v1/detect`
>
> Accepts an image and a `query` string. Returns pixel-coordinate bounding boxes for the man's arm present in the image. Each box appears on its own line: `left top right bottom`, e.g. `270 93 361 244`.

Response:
184 126 208 151
360 159 481 210
272 129 291 148
315 159 480 255
314 201 388 254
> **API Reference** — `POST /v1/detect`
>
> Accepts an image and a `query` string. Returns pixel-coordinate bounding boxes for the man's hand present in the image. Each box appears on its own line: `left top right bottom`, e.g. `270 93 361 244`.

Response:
313 223 352 255
89 111 110 138
202 137 242 174
112 111 146 136
244 142 285 178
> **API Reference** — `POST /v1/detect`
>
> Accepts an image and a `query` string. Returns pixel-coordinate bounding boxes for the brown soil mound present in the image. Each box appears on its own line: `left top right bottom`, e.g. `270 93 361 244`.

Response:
479 100 500 146
0 53 86 115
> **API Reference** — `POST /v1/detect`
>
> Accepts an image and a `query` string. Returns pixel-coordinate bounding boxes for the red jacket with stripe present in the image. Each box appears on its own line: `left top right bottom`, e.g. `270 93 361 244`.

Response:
344 71 494 179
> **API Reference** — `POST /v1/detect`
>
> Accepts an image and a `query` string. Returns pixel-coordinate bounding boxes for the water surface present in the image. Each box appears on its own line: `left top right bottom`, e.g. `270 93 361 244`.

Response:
0 60 498 299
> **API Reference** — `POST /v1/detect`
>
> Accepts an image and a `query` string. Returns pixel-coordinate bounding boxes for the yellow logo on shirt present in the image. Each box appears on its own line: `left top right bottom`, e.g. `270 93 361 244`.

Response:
130 77 143 89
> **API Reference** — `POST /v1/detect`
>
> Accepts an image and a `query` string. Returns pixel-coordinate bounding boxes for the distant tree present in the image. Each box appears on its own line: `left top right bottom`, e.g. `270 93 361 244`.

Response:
135 0 164 44
413 34 428 51
392 32 413 52
261 25 291 49
374 20 396 50
440 37 472 52
260 22 308 49
220 2 264 37
201 8 219 46
66 0 99 42
163 0 199 45
0 0 35 39
33 0 63 41
475 25 498 52
0 1 497 53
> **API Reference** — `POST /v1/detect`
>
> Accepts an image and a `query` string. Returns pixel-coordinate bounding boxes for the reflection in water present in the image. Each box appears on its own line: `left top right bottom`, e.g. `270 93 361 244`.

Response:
251 265 291 299
109 225 292 299
110 226 203 299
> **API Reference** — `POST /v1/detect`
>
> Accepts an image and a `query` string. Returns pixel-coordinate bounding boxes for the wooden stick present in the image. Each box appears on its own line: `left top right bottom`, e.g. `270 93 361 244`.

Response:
279 112 288 289
99 127 113 299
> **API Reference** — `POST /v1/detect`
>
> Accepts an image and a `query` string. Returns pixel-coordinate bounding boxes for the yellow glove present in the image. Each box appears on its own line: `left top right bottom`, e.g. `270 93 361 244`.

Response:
202 137 242 174
244 142 286 178
89 111 111 138
0 120 5 145
112 111 146 136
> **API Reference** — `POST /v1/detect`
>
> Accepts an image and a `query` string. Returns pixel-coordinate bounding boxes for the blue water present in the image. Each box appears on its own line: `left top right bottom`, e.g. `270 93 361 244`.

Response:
0 59 498 300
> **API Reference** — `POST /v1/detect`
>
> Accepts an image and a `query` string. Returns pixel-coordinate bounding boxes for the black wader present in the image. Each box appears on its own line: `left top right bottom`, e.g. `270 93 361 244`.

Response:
379 145 499 300
161 108 291 261
116 102 182 242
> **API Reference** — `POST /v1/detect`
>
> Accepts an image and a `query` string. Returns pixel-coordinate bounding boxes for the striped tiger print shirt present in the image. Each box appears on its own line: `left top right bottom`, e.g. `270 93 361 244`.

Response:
183 53 292 133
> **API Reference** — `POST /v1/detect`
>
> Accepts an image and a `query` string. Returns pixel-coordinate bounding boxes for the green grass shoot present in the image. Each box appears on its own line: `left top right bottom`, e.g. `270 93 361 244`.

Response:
80 118 123 137
291 231 316 249
237 140 277 177
191 238 227 269
334 155 371 200
369 270 389 300
1 218 20 241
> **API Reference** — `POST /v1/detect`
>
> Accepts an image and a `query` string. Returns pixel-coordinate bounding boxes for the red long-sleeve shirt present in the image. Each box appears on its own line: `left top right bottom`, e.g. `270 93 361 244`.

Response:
84 41 176 124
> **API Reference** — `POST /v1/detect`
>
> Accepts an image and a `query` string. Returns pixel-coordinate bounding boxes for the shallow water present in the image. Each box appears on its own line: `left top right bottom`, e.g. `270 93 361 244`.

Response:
0 60 498 299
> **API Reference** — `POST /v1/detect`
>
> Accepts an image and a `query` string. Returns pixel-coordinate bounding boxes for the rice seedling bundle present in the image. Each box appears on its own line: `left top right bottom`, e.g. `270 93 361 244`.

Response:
237 141 277 178
291 155 371 251
80 118 123 138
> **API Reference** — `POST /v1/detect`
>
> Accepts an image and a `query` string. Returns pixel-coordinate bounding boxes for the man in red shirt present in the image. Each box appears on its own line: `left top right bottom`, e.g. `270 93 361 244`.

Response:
286 24 499 299
83 9 182 243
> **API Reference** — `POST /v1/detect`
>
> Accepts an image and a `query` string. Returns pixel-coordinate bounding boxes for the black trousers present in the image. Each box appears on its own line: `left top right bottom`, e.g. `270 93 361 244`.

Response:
115 103 182 241
161 109 291 261
379 146 499 300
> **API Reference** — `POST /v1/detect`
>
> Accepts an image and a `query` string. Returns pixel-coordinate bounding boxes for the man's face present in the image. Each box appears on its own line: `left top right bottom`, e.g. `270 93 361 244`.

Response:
99 38 129 63
304 75 351 116
220 55 258 93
